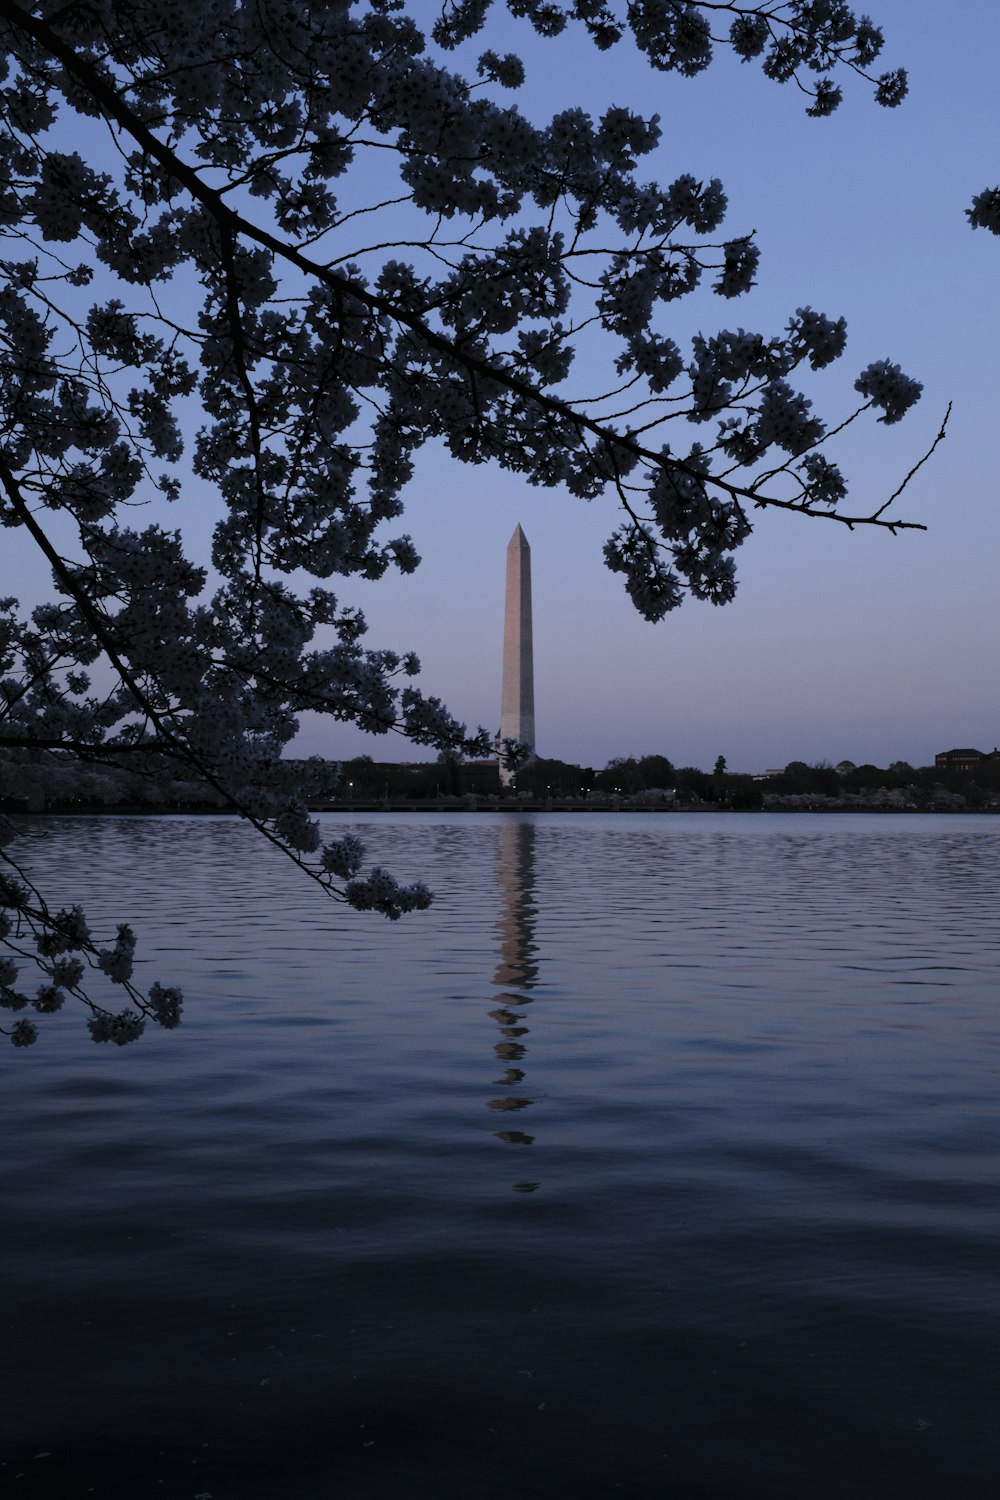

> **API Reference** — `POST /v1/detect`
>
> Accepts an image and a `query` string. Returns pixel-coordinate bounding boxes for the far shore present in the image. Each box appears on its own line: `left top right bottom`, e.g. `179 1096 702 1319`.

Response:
5 798 997 818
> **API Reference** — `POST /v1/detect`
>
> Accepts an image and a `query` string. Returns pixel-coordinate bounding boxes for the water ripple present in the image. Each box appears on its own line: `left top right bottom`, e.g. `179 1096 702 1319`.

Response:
3 811 999 1497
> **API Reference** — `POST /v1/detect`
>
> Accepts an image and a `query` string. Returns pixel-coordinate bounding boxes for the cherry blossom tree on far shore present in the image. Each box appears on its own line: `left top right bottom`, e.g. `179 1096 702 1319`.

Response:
1 1 943 1045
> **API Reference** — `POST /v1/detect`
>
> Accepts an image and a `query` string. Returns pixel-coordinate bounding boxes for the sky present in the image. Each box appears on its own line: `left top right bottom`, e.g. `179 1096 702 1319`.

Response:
299 0 999 775
9 2 1000 775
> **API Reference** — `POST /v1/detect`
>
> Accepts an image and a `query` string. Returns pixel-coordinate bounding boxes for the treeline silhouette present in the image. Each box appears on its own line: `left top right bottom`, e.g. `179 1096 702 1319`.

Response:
3 746 997 813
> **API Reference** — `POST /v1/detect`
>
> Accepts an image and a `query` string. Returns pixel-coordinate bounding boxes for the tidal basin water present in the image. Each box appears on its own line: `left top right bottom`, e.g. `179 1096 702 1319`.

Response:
3 812 999 1498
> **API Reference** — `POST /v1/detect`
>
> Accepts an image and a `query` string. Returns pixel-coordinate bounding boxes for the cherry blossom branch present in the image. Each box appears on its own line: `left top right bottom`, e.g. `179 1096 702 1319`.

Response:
7 3 928 536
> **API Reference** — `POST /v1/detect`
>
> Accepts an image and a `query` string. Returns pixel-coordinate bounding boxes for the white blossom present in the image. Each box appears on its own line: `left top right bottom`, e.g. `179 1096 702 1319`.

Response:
87 1008 146 1045
968 188 1000 236
97 924 137 984
321 835 366 880
148 982 183 1029
854 360 923 424
787 307 848 370
345 868 433 921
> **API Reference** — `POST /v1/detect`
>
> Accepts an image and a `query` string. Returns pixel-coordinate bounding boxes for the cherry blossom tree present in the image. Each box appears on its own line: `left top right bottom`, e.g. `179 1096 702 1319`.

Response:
0 0 940 1045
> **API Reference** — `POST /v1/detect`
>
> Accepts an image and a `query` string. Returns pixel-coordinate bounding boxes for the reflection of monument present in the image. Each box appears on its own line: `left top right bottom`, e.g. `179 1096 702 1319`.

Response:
488 819 538 1159
497 525 535 786
493 818 538 993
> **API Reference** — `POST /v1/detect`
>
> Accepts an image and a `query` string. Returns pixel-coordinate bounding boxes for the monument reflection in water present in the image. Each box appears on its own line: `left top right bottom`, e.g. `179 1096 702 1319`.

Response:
487 818 539 1172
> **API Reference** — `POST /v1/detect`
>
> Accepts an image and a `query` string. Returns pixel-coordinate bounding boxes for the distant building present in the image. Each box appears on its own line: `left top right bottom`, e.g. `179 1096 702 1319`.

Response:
935 747 1000 773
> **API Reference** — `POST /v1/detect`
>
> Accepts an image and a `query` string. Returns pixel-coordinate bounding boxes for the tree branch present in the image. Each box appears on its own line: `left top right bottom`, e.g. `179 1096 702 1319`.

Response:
5 3 928 535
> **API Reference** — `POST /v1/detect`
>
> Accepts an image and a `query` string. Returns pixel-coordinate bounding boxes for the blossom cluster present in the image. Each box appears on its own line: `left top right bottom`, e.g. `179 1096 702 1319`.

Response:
968 188 1000 236
854 360 923 425
344 868 433 921
0 851 183 1047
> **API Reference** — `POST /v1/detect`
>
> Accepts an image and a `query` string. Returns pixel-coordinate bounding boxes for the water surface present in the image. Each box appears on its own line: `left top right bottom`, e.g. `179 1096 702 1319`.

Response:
2 814 998 1497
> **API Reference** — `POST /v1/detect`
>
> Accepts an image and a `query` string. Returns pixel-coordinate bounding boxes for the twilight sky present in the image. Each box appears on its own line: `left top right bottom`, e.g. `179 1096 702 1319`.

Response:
11 2 1000 774
294 0 999 774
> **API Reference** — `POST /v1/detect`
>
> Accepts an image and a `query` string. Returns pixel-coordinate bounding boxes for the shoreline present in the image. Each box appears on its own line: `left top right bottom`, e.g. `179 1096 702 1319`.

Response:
4 800 997 817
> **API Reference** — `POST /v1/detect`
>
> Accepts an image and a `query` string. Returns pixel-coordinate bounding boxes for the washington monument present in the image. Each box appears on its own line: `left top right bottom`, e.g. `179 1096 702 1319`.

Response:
497 524 535 785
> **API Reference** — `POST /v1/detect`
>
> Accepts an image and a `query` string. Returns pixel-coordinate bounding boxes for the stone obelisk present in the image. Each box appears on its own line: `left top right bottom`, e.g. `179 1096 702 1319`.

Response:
498 524 535 786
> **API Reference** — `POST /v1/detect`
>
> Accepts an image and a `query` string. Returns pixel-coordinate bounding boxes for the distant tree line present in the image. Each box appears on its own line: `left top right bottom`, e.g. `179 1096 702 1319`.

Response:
0 747 336 813
763 757 1000 808
3 747 997 814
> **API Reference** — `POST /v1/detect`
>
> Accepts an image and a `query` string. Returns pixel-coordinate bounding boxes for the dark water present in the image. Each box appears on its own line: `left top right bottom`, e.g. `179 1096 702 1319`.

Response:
2 813 999 1499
